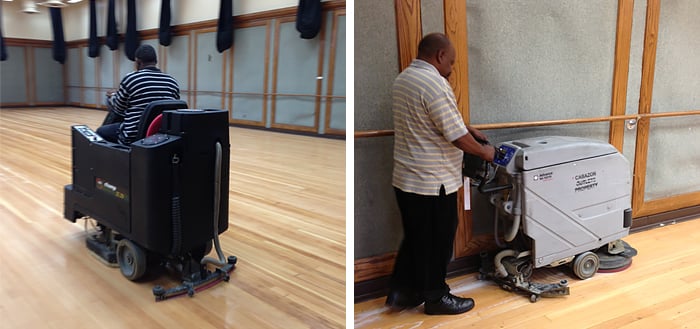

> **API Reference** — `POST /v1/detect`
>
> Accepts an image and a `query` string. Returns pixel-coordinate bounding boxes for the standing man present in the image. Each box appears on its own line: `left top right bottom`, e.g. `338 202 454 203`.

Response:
387 33 495 315
96 44 180 145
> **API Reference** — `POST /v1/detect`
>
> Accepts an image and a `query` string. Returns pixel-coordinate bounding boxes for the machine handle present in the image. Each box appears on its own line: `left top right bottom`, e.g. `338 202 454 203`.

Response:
478 174 513 194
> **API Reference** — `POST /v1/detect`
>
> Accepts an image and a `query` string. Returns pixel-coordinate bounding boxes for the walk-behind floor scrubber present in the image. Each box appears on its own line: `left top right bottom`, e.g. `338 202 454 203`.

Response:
64 106 236 301
464 136 637 302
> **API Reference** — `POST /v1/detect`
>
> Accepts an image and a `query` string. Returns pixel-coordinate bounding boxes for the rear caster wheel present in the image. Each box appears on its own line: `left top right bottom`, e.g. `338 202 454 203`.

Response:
572 251 599 280
152 285 166 297
117 239 147 281
530 294 540 303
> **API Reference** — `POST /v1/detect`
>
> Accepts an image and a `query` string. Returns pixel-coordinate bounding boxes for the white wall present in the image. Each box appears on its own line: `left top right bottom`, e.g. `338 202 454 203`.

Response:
2 1 54 40
2 0 329 41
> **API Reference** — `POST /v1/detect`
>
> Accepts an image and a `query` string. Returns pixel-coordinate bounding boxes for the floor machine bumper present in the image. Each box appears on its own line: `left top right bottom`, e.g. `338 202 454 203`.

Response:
465 136 637 302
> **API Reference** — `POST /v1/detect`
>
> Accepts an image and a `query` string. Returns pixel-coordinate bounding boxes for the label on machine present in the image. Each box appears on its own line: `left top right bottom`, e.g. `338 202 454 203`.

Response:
95 177 129 202
494 144 516 167
74 125 104 142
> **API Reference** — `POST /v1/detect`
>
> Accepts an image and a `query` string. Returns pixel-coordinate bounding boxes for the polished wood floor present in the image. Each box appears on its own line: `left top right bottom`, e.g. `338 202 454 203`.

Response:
355 217 700 328
0 107 345 328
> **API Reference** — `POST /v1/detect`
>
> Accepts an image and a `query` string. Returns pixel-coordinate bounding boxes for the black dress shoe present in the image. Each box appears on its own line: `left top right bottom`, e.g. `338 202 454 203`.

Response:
385 290 424 310
424 293 475 315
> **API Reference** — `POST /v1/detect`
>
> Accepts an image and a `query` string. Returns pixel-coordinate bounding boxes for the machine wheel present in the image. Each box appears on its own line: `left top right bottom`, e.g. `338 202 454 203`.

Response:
572 251 599 280
530 294 540 303
152 285 166 297
117 239 147 281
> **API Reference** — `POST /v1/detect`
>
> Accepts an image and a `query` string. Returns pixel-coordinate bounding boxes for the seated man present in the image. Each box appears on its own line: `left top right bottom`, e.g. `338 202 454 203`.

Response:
96 44 180 144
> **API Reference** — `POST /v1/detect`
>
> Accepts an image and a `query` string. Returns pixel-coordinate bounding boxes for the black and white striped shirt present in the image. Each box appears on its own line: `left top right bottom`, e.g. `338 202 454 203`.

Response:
108 66 180 144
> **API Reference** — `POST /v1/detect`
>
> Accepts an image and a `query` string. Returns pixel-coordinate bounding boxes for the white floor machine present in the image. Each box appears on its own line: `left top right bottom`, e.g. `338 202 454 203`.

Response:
464 136 637 302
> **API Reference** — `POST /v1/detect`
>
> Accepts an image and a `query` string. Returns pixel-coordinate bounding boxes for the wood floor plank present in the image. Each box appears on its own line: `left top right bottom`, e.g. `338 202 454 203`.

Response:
355 218 700 328
0 107 346 329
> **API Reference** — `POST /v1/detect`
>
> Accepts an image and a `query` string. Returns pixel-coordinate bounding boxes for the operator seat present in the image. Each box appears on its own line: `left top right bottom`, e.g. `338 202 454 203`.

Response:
133 99 189 141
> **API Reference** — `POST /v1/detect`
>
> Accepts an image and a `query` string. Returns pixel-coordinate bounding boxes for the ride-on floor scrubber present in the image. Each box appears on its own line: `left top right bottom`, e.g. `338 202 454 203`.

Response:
63 107 236 301
464 136 637 302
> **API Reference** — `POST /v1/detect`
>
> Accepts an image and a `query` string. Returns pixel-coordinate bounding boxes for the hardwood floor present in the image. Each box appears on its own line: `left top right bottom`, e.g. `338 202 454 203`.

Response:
355 218 700 328
0 107 346 328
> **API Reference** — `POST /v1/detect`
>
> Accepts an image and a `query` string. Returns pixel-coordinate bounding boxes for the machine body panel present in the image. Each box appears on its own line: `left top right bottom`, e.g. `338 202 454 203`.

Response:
492 136 632 267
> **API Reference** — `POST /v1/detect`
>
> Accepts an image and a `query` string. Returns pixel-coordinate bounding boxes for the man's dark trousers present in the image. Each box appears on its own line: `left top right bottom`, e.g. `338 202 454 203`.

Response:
390 185 459 302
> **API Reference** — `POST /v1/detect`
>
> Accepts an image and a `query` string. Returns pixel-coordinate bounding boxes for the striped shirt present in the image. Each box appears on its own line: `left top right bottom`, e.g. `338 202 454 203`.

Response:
109 66 180 144
392 59 468 196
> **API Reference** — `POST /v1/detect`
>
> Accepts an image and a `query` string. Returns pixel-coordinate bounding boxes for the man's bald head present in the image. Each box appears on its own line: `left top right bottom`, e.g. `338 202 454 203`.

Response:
417 33 452 59
417 33 456 78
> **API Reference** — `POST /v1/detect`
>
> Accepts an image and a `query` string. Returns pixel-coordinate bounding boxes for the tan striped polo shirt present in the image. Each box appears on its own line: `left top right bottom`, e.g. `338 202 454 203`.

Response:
392 59 468 196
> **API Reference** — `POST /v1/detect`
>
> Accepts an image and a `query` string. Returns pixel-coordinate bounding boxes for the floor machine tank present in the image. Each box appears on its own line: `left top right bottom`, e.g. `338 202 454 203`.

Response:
468 136 637 302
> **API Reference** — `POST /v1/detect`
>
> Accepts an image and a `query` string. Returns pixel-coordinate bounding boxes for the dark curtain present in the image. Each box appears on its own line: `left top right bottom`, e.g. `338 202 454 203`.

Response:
50 8 66 64
88 0 100 58
125 0 139 61
216 0 233 53
106 0 118 50
0 15 6 61
0 29 6 61
296 0 322 39
159 0 172 46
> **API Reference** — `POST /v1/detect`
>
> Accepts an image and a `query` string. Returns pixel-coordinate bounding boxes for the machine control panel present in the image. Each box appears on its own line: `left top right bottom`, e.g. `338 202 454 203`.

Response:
494 144 517 167
74 125 104 142
140 133 170 146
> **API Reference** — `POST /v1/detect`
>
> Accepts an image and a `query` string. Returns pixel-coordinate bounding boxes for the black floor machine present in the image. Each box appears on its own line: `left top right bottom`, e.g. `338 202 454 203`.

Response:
464 136 638 302
64 103 237 301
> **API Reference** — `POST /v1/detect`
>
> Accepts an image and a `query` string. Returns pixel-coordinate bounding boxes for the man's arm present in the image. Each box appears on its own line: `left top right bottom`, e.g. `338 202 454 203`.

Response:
465 125 488 143
108 84 129 117
452 132 495 162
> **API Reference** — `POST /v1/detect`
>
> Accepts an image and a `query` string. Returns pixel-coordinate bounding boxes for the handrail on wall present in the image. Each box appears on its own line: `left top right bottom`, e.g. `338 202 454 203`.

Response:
64 85 347 99
354 110 700 138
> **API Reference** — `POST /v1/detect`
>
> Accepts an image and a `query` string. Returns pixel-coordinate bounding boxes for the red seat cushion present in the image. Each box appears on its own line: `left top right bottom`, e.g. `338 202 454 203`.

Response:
146 113 163 137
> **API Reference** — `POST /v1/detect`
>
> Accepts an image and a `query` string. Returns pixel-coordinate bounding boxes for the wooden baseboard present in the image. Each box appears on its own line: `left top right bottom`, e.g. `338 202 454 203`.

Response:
354 234 495 303
353 252 482 303
631 204 700 232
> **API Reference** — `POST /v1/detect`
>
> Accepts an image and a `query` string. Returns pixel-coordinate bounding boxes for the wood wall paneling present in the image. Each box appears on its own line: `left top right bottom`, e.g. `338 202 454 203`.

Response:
188 31 194 107
609 0 635 152
633 0 660 217
27 46 36 106
394 0 422 71
271 16 323 133
444 0 473 259
443 0 469 123
95 47 111 109
193 28 224 111
34 46 65 105
228 35 234 119
78 47 85 106
222 42 229 111
324 10 347 135
81 47 98 108
0 46 28 106
229 21 271 127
